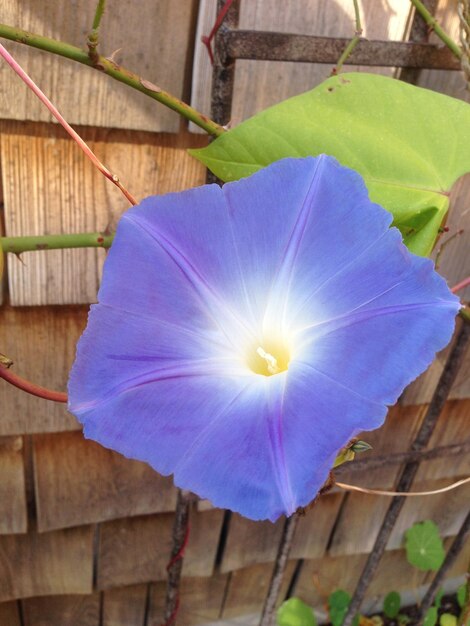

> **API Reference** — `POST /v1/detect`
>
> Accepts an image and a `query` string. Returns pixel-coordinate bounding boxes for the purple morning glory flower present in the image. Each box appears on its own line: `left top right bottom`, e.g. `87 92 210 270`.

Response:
68 156 460 522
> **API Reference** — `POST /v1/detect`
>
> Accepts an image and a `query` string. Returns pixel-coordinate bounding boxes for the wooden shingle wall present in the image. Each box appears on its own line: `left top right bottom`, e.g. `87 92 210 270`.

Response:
0 1 469 625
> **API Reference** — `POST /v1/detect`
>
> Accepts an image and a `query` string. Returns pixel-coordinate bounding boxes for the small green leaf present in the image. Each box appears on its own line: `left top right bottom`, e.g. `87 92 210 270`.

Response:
277 598 316 626
397 614 411 626
329 590 351 626
440 613 457 626
457 584 467 609
405 521 445 571
434 588 445 609
191 73 470 256
351 440 373 454
424 607 439 626
383 591 401 618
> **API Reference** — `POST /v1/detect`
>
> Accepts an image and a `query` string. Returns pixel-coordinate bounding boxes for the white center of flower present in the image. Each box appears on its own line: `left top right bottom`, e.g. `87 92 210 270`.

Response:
256 346 280 375
246 340 290 377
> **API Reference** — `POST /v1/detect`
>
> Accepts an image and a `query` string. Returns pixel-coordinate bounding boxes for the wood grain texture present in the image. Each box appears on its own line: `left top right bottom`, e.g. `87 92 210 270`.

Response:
97 514 173 590
183 508 224 577
294 550 429 607
220 513 284 573
291 493 345 560
102 585 148 626
0 524 94 602
190 0 412 130
0 305 85 435
1 121 207 305
413 399 470 482
150 575 229 626
221 560 297 620
33 431 177 532
0 436 27 534
0 0 196 132
22 594 100 626
97 509 223 589
0 601 21 626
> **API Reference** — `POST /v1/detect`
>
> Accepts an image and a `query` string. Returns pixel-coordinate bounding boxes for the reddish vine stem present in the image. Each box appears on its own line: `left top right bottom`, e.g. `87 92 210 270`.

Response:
202 0 237 64
0 364 67 403
161 490 192 626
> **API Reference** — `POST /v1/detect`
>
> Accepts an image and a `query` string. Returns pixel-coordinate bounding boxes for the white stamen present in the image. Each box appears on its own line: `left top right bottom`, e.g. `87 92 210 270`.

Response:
256 346 280 375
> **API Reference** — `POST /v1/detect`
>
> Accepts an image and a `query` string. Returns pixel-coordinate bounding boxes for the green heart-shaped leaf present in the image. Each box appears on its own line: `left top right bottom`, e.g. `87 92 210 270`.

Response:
405 520 445 571
191 73 470 256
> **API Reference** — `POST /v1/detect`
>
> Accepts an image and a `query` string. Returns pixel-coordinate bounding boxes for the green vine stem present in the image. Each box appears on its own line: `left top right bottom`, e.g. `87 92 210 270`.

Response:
331 0 363 75
409 0 463 59
0 23 225 137
0 232 114 254
87 0 107 62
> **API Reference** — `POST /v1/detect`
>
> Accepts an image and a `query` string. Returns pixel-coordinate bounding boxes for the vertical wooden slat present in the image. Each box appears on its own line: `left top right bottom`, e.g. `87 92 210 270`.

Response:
0 525 94 602
102 585 148 626
1 123 207 305
0 0 197 132
33 431 177 532
22 594 100 626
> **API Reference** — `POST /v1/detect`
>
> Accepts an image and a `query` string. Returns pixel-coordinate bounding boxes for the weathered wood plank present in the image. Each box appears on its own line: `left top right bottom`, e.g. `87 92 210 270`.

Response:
191 0 411 130
291 493 345 560
183 508 224 577
221 560 296 620
0 435 27 534
0 305 84 435
150 575 229 626
0 525 94 602
1 0 196 132
220 514 284 573
294 550 429 607
1 121 207 305
22 594 100 626
97 509 224 589
97 514 173 590
414 399 470 482
0 601 21 626
102 585 148 626
33 431 177 532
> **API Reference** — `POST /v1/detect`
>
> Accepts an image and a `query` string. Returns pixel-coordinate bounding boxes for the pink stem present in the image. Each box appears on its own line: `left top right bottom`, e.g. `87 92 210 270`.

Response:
0 42 137 206
451 276 470 294
0 365 67 403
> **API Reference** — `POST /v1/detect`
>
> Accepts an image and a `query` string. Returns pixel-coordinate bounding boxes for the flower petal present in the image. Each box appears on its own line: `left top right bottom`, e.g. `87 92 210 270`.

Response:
68 155 460 522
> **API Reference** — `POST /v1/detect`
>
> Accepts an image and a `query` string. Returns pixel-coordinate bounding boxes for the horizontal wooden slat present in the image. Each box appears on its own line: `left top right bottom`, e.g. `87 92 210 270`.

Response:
0 305 84 435
22 594 100 626
221 560 296 620
220 514 284 573
150 575 229 626
0 524 94 602
0 436 27 534
103 585 147 626
1 121 207 305
97 509 224 590
1 0 196 132
33 431 177 532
